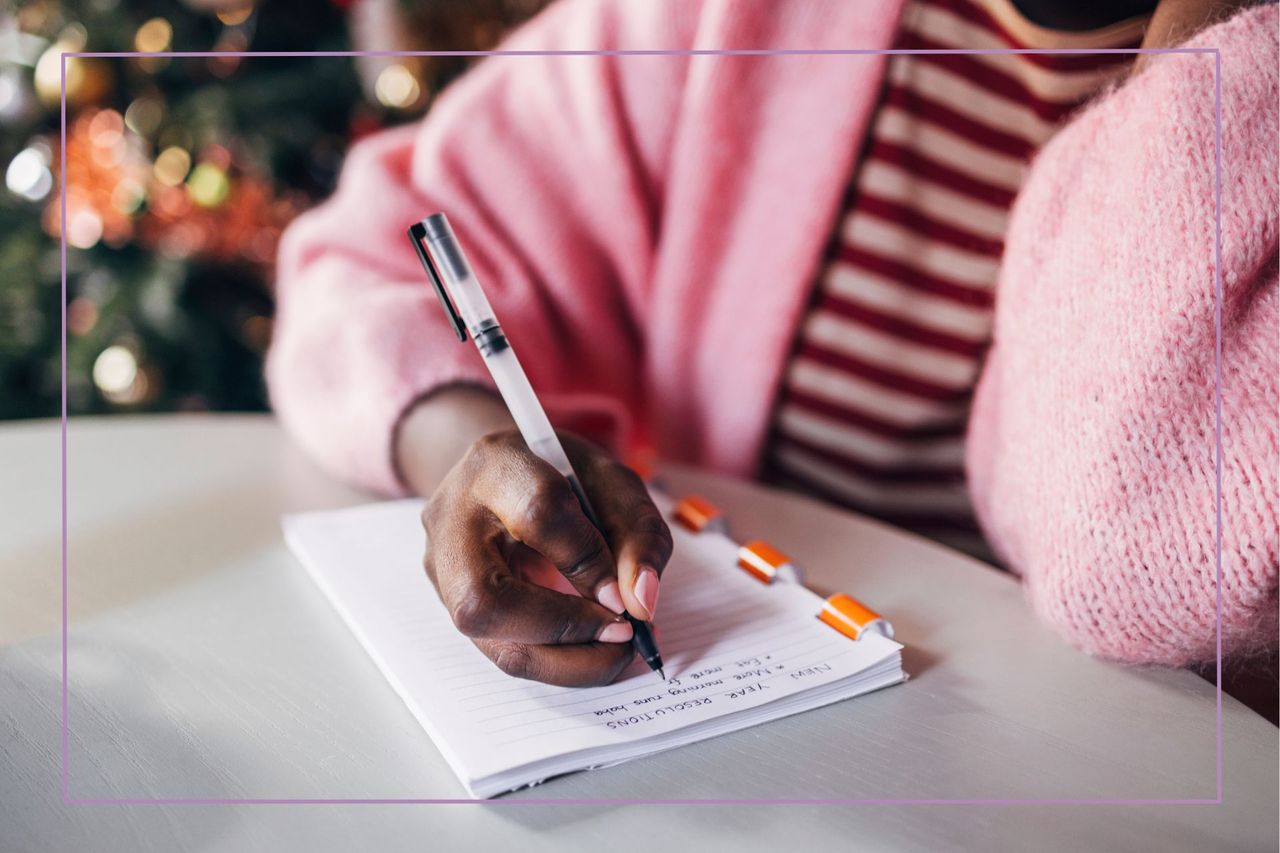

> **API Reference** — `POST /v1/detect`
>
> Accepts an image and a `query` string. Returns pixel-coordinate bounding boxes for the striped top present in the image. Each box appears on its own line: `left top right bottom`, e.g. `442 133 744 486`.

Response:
763 0 1147 560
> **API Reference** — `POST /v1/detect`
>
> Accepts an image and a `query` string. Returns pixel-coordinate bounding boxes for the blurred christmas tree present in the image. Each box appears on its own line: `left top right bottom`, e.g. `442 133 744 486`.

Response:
1 0 548 419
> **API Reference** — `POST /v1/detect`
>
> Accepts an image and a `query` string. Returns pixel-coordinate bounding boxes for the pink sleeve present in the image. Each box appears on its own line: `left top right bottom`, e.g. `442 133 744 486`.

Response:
266 0 697 494
966 6 1279 666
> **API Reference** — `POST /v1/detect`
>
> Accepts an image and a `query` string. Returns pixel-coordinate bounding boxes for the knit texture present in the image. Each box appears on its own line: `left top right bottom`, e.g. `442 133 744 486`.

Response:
267 0 1278 666
267 0 907 494
965 5 1279 665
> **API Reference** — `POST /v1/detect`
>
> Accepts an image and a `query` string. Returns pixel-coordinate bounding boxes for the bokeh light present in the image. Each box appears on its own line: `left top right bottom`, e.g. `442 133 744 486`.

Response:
124 97 164 137
92 345 138 396
88 109 127 168
5 147 53 201
216 5 255 27
110 177 147 214
154 146 191 186
374 64 421 110
187 162 230 207
67 208 105 249
67 297 100 336
0 67 34 121
134 18 173 53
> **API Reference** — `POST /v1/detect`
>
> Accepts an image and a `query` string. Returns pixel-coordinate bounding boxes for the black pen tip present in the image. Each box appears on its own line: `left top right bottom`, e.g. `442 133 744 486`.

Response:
657 667 666 681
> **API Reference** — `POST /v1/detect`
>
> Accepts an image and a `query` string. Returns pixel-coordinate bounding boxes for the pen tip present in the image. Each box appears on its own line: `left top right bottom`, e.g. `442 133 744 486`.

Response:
658 668 666 681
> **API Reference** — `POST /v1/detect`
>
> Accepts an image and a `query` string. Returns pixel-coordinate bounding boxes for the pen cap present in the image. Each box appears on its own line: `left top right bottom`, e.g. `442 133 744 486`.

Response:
416 213 497 337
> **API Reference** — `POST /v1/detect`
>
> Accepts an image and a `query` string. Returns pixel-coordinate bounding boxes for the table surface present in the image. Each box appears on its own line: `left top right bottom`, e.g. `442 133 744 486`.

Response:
1 415 1275 853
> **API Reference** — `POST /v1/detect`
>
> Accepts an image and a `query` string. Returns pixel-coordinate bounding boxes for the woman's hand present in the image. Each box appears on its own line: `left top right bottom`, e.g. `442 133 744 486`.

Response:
396 389 672 687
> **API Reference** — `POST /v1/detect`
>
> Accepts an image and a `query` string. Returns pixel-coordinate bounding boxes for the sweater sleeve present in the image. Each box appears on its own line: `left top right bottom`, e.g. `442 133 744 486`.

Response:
966 5 1279 666
265 0 697 494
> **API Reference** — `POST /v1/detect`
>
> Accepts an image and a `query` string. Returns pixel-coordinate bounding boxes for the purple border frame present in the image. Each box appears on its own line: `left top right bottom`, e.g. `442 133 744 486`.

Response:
59 45 1224 806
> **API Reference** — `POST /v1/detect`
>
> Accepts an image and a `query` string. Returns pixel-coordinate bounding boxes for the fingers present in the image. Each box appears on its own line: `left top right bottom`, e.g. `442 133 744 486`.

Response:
421 427 668 688
474 636 636 687
468 435 622 605
568 443 674 622
425 511 631 646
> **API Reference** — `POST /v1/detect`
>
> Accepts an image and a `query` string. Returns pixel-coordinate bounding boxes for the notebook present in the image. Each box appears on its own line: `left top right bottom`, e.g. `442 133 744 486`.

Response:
283 491 905 798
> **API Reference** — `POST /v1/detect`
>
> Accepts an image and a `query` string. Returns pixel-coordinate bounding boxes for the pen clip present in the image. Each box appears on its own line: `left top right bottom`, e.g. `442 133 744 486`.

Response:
408 221 467 342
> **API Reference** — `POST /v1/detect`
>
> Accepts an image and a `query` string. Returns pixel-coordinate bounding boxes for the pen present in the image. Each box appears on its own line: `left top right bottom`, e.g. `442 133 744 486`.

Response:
408 212 665 681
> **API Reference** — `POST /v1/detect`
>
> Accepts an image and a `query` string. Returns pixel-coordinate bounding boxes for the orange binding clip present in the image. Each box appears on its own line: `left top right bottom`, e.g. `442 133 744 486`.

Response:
672 495 724 533
817 593 894 641
736 540 798 584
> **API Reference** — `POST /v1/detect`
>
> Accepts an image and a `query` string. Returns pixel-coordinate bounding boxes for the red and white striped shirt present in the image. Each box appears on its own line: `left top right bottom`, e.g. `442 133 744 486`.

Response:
763 0 1146 559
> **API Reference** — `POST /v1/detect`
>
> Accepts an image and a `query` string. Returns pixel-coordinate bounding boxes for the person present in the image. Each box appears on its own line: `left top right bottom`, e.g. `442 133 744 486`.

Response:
266 0 1278 692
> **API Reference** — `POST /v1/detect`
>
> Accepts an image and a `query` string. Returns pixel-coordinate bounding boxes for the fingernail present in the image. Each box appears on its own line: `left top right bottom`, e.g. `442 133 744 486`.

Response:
598 620 633 643
634 566 660 620
595 580 626 615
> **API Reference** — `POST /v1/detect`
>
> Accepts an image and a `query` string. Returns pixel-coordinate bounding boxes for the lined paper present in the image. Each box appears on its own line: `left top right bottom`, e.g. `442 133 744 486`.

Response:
285 494 903 796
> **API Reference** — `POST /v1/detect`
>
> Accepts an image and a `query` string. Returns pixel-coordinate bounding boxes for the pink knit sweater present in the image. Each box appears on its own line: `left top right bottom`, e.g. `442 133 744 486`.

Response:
267 0 1278 667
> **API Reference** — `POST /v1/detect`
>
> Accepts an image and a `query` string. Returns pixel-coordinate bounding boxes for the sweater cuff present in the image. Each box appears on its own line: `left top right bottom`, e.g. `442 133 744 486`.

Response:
266 261 494 497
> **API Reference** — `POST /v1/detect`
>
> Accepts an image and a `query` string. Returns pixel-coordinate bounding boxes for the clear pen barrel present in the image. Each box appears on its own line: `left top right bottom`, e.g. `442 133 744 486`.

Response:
486 346 575 479
420 212 575 479
417 212 495 338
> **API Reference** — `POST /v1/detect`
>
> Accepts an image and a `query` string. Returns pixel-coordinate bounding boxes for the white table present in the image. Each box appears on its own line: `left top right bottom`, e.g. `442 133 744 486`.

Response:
1 415 1275 852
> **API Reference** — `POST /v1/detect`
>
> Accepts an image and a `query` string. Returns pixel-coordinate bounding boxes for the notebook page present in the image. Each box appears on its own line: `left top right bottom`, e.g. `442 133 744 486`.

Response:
284 496 902 793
